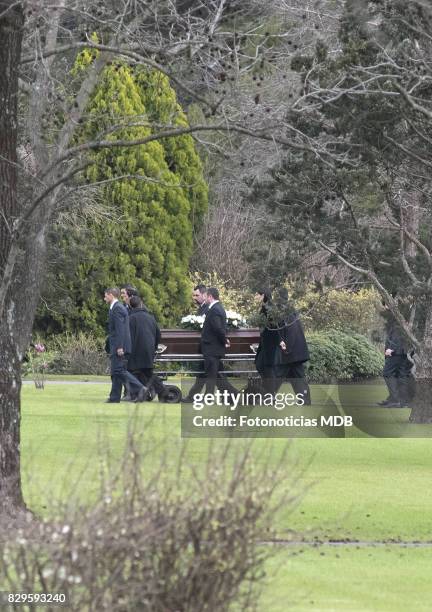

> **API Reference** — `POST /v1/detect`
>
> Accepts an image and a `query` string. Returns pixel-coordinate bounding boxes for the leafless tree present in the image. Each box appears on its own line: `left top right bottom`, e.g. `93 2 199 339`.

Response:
287 0 432 419
189 0 346 286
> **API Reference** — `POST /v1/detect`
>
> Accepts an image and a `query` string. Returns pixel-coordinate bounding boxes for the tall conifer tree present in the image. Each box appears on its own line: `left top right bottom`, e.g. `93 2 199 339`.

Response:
39 62 208 332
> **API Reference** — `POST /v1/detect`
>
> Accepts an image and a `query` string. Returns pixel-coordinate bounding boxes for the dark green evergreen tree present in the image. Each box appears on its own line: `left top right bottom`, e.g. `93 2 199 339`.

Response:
37 62 208 333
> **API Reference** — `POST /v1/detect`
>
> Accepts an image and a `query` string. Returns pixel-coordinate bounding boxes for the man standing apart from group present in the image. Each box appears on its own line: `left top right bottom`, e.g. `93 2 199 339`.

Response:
104 288 148 403
378 302 414 408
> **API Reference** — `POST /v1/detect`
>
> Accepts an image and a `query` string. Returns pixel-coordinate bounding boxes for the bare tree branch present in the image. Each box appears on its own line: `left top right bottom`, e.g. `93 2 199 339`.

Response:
318 240 420 349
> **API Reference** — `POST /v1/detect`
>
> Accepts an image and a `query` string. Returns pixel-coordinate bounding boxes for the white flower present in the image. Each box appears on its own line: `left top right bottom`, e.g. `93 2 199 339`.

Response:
181 314 205 329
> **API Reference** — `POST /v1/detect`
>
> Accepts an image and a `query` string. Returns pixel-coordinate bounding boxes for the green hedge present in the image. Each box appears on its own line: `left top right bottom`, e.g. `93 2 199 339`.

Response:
24 330 383 381
307 331 383 383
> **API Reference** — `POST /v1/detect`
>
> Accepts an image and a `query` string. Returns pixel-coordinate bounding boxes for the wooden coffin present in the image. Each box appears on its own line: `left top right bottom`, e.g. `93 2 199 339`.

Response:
159 328 260 356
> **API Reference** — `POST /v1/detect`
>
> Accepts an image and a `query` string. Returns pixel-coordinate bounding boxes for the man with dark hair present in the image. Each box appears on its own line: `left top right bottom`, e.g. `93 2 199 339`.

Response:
192 284 209 316
104 288 148 403
127 296 169 401
200 287 238 397
120 284 139 311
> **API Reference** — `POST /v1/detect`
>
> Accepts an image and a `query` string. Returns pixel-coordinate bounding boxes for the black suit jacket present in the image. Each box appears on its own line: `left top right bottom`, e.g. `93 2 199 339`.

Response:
127 308 161 370
384 316 407 355
201 302 227 357
197 302 209 316
107 301 132 356
278 312 309 364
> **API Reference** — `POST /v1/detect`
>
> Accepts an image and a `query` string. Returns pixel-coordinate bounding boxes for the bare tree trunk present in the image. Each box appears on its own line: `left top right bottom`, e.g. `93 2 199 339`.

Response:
0 333 24 511
409 302 432 423
402 190 421 259
0 1 25 512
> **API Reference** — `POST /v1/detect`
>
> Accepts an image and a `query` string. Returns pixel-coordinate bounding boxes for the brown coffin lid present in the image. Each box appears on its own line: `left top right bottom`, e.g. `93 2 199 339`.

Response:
160 328 260 356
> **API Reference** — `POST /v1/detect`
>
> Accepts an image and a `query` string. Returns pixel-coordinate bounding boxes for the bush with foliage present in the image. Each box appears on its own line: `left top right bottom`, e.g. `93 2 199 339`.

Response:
23 333 108 376
294 286 382 339
0 434 294 611
49 333 109 375
307 330 383 383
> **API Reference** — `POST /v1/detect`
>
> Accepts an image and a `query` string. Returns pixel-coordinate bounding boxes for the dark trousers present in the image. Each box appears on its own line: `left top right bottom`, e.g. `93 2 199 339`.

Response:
274 361 311 405
110 355 144 402
185 360 206 400
260 366 279 394
203 355 238 396
132 367 167 398
383 355 413 404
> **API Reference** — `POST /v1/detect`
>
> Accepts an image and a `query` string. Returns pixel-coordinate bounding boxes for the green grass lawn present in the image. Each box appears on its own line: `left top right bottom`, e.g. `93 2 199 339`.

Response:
261 546 432 611
20 383 432 611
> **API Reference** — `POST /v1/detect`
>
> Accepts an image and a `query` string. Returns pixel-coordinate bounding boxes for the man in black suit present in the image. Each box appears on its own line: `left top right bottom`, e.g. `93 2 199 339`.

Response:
183 284 209 402
378 303 414 408
127 296 168 401
272 289 311 405
104 288 147 403
201 287 238 397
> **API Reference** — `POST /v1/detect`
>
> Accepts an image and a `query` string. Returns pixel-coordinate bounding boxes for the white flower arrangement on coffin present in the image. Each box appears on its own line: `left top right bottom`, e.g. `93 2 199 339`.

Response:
180 314 205 330
225 310 248 329
180 311 247 330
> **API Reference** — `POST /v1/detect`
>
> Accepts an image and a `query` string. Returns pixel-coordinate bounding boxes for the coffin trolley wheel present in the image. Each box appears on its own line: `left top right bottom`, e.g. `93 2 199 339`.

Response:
145 386 157 402
161 384 182 404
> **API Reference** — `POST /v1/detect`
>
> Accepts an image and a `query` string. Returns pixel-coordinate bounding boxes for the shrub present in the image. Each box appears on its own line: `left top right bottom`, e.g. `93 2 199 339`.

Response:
326 331 383 379
307 332 350 382
0 433 294 611
306 330 382 383
294 286 382 339
25 333 109 376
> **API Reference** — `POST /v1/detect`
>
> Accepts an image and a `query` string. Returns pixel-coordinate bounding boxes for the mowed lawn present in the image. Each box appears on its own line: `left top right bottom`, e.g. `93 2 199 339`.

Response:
261 546 432 612
20 382 432 611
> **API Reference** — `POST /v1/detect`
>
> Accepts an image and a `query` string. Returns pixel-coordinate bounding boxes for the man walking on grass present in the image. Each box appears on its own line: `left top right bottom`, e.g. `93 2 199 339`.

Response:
104 287 148 404
200 287 238 399
127 295 169 402
377 302 414 408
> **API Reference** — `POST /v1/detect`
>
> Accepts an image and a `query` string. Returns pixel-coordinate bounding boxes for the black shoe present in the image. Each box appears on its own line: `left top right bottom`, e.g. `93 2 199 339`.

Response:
105 399 120 403
121 395 133 402
377 399 391 406
182 396 194 403
135 386 148 403
386 401 403 408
